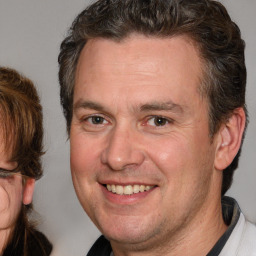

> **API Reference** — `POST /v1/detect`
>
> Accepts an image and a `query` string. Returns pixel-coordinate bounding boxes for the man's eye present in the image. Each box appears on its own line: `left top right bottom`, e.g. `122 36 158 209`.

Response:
87 116 107 125
147 116 169 127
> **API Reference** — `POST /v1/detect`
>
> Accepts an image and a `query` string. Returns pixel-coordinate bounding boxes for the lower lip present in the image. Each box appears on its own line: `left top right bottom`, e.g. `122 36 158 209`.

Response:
101 185 156 205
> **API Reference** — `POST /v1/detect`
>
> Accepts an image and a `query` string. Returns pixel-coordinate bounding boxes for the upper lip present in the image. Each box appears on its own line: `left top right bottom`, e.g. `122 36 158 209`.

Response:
99 180 157 187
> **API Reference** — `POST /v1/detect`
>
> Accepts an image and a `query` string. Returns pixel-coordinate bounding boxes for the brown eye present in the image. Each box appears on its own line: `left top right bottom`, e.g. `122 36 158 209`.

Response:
90 116 105 124
153 117 167 126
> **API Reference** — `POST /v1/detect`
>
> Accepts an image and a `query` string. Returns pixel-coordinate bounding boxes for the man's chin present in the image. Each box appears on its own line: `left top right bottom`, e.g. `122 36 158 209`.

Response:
97 218 162 250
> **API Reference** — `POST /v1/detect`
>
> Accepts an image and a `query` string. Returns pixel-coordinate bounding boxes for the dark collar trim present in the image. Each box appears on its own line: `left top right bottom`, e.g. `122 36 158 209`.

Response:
207 196 241 256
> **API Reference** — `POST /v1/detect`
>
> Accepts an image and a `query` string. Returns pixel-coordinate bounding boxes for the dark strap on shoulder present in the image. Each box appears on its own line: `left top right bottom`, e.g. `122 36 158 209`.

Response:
87 236 112 256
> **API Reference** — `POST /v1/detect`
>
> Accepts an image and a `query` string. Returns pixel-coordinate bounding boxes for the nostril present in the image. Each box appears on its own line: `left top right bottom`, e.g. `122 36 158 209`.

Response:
101 149 145 171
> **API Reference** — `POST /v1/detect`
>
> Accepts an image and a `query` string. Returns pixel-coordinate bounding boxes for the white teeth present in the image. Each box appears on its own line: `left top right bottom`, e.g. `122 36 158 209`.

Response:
139 185 145 192
116 185 124 195
106 184 154 195
111 184 116 193
133 185 140 194
145 186 151 191
124 185 133 195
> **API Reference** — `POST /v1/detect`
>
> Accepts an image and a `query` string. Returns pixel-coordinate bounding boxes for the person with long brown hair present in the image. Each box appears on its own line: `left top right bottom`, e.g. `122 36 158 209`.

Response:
0 67 52 255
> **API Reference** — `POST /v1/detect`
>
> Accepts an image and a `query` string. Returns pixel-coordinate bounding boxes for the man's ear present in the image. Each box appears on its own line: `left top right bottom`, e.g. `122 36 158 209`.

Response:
214 108 246 171
22 178 35 205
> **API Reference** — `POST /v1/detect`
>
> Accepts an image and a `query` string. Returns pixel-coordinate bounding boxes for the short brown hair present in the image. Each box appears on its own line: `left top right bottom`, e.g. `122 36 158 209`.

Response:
58 0 247 195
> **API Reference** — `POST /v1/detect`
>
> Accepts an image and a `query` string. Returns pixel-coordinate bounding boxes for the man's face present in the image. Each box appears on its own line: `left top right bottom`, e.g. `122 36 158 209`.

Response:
70 35 221 250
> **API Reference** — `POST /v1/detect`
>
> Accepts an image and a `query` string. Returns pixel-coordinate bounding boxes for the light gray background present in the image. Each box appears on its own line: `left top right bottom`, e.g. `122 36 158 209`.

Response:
0 1 255 255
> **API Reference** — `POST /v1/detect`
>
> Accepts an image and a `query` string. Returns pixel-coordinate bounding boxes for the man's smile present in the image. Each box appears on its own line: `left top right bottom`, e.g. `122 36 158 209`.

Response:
105 184 155 195
99 182 159 206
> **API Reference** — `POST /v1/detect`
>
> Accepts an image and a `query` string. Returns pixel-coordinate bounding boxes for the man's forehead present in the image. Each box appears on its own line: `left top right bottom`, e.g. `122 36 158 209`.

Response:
77 34 202 71
74 34 205 116
76 35 203 85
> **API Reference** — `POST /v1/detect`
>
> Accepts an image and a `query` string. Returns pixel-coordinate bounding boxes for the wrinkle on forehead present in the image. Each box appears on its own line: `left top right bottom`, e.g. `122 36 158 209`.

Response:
76 35 203 87
74 35 205 120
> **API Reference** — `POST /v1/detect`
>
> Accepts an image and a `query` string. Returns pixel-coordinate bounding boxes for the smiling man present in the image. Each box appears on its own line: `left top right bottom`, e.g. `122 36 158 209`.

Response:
58 0 256 255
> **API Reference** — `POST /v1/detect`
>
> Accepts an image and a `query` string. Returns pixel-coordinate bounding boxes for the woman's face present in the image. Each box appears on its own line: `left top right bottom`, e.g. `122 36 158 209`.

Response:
0 146 23 242
0 170 23 229
0 138 35 249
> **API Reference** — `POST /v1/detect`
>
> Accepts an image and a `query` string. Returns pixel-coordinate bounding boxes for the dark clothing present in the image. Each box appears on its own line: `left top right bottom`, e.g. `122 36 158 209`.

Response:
87 236 112 256
3 229 52 256
87 196 253 256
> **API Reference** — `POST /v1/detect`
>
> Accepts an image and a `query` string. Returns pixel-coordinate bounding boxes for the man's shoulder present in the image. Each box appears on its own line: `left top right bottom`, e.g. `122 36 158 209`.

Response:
220 212 256 255
238 218 256 254
244 218 256 235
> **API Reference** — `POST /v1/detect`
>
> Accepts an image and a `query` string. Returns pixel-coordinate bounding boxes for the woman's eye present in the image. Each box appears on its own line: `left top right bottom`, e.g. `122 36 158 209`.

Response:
0 173 10 179
0 170 15 179
148 116 169 127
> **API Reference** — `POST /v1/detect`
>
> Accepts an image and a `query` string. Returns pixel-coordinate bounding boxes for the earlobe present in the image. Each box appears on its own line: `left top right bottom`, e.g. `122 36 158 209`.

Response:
214 108 246 171
23 178 35 205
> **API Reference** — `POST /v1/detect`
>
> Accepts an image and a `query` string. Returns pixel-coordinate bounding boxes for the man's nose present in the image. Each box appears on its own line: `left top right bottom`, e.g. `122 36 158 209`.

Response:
101 125 145 171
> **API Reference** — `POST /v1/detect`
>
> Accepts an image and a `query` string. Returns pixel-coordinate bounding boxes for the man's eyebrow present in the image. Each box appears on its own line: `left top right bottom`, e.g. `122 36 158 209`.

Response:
73 100 184 113
140 101 184 113
73 100 105 112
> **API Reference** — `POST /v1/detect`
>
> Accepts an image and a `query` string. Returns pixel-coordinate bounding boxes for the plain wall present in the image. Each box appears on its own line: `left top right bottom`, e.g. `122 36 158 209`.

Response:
0 1 255 255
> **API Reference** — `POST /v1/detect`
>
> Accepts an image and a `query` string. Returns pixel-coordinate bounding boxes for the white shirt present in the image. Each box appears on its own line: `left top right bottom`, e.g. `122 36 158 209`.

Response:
220 212 256 255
